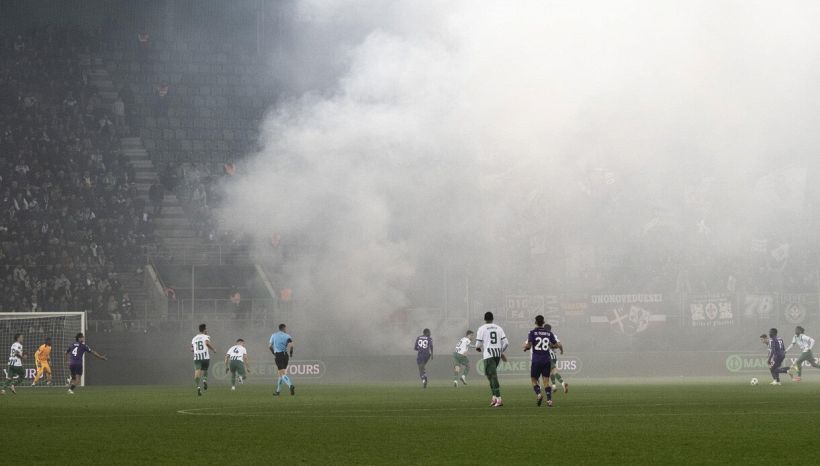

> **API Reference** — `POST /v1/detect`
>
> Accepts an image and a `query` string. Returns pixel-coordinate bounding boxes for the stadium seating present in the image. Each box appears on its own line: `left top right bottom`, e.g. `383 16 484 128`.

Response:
101 38 274 168
0 27 155 324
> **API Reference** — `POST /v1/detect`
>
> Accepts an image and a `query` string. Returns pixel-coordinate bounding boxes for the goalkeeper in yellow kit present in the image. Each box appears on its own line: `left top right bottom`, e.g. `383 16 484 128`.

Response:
32 338 53 386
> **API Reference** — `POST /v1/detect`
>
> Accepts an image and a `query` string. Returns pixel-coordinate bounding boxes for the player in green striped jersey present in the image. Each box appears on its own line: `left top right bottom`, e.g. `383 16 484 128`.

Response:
191 323 216 396
224 339 249 391
787 326 820 381
2 333 25 395
452 330 474 387
475 312 509 407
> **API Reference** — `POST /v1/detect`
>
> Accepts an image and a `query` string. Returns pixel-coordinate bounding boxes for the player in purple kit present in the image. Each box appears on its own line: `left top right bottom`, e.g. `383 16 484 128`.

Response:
414 328 433 388
523 315 558 407
760 328 788 386
65 333 107 394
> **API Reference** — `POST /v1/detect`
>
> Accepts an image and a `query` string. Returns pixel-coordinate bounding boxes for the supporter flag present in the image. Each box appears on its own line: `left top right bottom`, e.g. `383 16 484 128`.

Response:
687 293 734 328
742 293 778 328
589 294 667 336
780 293 819 326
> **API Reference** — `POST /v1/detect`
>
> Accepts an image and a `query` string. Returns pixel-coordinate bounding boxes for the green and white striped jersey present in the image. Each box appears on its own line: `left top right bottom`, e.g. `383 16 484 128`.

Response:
476 323 508 360
454 337 471 355
191 334 211 360
788 334 815 353
226 345 247 361
8 342 23 366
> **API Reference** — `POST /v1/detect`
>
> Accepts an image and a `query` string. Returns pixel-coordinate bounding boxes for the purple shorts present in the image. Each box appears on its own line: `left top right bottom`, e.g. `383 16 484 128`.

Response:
70 364 84 377
530 355 552 379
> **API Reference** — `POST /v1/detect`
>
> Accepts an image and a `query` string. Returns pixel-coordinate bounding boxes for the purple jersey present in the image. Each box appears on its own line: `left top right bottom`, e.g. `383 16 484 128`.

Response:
768 337 786 361
415 335 433 358
67 342 92 365
528 328 558 359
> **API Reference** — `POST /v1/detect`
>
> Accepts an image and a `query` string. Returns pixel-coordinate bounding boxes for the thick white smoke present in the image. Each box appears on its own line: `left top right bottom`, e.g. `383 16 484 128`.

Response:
222 0 820 353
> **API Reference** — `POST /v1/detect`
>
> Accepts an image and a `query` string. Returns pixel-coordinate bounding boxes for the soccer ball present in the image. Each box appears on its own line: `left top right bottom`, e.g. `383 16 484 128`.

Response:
750 377 759 386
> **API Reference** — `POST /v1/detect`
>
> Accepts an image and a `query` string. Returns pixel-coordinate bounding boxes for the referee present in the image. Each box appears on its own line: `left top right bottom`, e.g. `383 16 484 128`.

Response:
269 323 295 396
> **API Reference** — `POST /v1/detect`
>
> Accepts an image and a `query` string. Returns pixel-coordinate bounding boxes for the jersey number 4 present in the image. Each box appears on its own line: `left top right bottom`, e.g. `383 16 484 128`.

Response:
71 347 79 356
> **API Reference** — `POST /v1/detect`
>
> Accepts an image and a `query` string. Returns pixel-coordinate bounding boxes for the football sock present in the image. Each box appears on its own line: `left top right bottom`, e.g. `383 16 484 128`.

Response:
282 375 292 387
489 375 501 397
533 384 541 395
231 372 236 385
69 384 76 391
546 385 553 401
195 376 200 387
463 365 469 376
555 374 564 384
276 376 282 392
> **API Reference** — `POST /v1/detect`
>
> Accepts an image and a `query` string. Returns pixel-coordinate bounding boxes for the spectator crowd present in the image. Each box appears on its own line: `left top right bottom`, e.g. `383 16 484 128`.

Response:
0 27 153 321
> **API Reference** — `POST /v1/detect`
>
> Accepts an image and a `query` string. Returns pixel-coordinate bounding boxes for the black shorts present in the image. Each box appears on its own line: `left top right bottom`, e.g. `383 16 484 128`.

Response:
275 352 289 370
194 359 210 371
70 364 84 377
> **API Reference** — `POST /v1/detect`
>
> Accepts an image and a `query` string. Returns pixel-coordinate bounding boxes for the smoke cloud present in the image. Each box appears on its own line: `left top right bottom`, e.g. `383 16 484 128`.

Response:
222 0 820 355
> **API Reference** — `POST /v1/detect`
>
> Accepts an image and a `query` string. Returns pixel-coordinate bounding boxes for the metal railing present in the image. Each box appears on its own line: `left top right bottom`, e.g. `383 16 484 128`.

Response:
168 297 286 321
87 298 291 333
146 243 268 266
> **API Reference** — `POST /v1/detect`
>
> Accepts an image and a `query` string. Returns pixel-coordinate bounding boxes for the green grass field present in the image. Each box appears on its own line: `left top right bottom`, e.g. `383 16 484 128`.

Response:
2 378 819 465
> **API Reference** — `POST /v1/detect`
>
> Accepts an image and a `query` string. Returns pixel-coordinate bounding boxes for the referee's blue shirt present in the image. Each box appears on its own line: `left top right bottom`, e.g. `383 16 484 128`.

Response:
270 331 292 353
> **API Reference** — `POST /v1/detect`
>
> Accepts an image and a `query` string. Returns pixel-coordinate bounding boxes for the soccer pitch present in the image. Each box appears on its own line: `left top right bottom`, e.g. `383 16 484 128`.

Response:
3 379 820 464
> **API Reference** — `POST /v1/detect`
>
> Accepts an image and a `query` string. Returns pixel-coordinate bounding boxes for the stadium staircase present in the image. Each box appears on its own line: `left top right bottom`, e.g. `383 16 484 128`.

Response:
83 54 211 318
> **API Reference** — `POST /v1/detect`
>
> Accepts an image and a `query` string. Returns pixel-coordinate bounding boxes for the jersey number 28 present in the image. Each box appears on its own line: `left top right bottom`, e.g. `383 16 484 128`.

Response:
533 337 550 351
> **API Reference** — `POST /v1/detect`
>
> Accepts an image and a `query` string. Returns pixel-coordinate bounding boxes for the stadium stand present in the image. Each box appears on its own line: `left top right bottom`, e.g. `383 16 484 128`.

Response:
97 29 277 250
0 26 155 326
5 18 817 338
